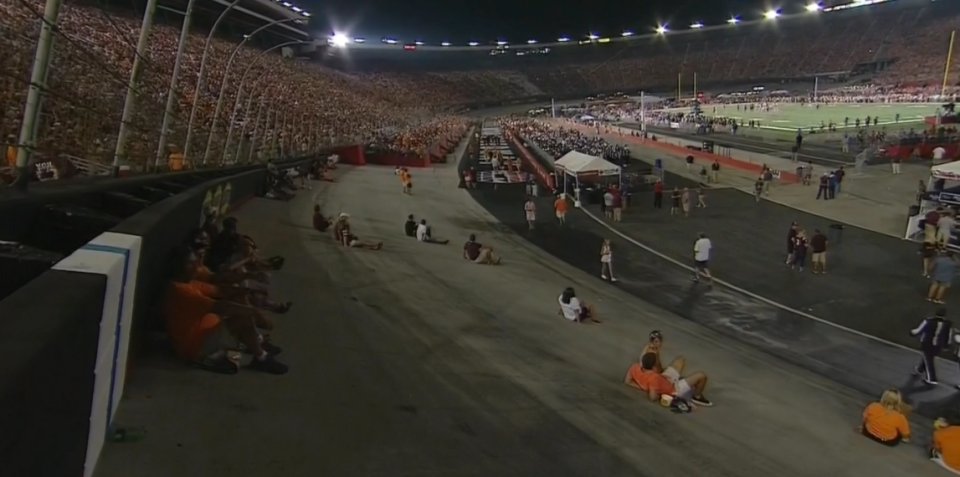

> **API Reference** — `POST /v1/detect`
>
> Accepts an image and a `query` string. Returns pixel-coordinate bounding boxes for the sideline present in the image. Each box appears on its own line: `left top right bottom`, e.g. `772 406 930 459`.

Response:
576 205 957 376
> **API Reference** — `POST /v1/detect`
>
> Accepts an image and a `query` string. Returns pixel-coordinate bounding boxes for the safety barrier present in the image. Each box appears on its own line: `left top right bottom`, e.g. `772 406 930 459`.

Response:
561 121 799 184
504 130 556 192
457 125 480 189
0 157 312 477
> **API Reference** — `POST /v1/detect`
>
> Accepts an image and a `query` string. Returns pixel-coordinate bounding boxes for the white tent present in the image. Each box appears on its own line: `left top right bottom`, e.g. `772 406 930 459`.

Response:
932 161 960 181
554 151 622 201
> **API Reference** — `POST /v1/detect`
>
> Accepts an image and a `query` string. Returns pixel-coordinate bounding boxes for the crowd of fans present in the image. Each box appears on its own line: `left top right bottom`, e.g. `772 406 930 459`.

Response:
366 115 472 157
1 0 959 170
503 118 630 164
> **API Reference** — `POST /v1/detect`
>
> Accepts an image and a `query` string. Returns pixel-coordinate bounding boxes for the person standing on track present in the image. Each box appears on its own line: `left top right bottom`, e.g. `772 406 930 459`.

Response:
600 239 616 282
785 222 798 265
524 197 536 230
691 232 712 285
400 168 412 195
653 179 664 209
681 187 691 218
554 195 568 226
911 308 952 386
670 187 681 215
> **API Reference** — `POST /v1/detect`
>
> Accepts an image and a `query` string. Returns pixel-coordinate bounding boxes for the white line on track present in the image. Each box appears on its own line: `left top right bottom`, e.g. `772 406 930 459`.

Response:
576 205 960 376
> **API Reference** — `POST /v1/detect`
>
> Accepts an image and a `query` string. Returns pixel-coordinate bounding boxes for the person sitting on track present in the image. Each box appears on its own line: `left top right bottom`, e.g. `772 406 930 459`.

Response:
313 205 331 233
859 388 911 446
624 352 712 407
463 234 501 265
641 330 679 373
163 246 288 375
931 416 960 474
404 214 417 237
557 287 601 323
333 213 383 250
416 219 449 244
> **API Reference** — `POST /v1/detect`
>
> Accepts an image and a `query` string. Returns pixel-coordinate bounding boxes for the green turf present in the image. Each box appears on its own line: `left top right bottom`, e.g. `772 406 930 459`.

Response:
666 102 935 131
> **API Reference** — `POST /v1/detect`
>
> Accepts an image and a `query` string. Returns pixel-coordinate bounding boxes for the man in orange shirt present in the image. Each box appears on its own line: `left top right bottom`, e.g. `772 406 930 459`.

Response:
624 353 712 407
163 247 288 374
554 195 568 226
5 134 16 167
400 168 412 195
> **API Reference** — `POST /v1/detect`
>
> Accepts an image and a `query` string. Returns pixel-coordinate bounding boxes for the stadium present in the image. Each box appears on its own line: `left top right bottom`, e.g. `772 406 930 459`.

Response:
4 0 960 476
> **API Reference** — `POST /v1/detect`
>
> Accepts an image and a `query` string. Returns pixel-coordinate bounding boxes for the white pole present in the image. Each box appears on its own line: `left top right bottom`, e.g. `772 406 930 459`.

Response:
111 0 158 175
640 91 646 133
13 0 63 191
182 0 242 163
154 0 195 169
551 98 556 118
814 77 819 102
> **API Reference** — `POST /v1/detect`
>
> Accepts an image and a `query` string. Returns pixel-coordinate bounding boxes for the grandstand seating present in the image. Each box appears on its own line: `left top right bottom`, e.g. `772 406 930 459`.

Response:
1 0 959 170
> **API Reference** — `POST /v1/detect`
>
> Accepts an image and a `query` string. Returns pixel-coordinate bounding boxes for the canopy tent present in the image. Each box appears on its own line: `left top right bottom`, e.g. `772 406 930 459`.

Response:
555 151 621 176
932 161 960 181
554 151 622 202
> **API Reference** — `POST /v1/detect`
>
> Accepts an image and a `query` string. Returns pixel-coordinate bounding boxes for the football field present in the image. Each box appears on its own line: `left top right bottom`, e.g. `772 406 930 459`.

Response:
663 102 934 132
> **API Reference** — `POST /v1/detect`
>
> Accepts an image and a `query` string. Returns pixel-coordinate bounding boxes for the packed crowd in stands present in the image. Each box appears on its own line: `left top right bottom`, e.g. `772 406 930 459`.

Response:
366 115 472 157
2 0 959 170
503 118 631 164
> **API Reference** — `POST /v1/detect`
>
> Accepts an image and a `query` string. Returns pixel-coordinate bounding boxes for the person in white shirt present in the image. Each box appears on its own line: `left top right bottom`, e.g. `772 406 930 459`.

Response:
938 212 956 246
933 146 947 164
600 239 616 281
416 219 449 244
557 287 600 323
692 232 712 284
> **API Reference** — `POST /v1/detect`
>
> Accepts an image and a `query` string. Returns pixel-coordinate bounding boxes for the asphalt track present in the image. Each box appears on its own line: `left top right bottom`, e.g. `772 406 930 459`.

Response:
97 163 949 477
632 124 857 167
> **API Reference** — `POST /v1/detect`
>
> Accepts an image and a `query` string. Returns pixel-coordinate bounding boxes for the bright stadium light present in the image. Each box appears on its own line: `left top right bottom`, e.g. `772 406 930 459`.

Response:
329 33 348 47
353 37 365 43
496 40 508 46
301 11 310 17
441 41 451 46
690 22 704 29
764 9 780 19
587 33 599 40
622 30 634 36
527 39 537 44
655 25 668 34
727 16 740 24
558 36 571 42
415 40 424 46
806 2 822 11
468 41 479 46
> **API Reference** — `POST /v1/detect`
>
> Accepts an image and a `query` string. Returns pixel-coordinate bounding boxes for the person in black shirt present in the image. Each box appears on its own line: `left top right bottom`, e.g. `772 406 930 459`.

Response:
753 178 763 204
911 308 953 385
785 222 798 265
670 187 681 215
810 229 828 274
792 230 809 272
404 215 417 237
816 173 830 200
205 217 240 271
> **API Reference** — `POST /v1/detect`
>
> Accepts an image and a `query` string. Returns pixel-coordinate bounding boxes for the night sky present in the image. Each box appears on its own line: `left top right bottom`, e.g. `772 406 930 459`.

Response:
300 0 836 43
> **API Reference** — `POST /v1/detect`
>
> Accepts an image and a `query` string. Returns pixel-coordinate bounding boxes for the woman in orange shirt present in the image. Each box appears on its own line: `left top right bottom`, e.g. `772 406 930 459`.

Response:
932 418 960 474
860 388 911 446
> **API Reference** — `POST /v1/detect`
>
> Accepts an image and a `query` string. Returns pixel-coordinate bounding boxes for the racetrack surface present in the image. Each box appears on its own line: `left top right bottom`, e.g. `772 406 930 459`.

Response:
635 124 856 167
96 164 944 477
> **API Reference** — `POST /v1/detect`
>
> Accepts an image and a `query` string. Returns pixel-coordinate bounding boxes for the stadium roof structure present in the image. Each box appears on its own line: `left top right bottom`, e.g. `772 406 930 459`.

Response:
160 0 311 40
